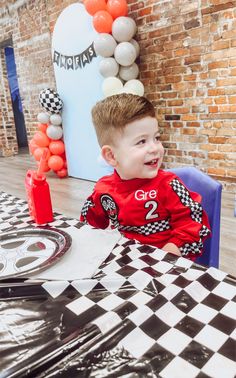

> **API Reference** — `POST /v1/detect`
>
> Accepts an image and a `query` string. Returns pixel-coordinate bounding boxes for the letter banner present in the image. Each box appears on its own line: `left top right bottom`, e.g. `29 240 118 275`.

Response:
53 43 97 70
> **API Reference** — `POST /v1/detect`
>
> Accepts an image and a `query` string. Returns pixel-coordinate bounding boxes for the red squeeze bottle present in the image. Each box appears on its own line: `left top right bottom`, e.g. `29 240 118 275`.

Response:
25 150 53 224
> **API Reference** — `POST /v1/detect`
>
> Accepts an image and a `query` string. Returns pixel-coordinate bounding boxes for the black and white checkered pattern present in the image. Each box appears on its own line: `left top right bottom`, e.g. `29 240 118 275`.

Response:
200 224 211 237
42 239 236 377
1 191 235 378
118 219 171 235
81 198 94 218
170 178 203 223
39 88 63 114
180 240 204 256
170 178 211 256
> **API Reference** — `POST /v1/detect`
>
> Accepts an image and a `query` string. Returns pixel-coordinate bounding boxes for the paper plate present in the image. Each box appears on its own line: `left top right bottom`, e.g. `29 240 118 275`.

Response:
0 227 72 279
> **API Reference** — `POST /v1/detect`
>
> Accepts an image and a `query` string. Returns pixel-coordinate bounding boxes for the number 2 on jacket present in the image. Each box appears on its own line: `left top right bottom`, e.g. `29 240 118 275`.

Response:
144 201 159 220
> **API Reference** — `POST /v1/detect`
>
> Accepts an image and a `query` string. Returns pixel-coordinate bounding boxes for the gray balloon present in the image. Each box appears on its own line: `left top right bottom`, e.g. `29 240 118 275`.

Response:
112 17 136 42
119 63 139 81
94 33 117 57
129 18 137 35
50 114 62 126
102 77 123 97
130 39 140 57
114 42 136 67
46 125 63 140
99 58 119 78
124 79 145 96
37 112 50 124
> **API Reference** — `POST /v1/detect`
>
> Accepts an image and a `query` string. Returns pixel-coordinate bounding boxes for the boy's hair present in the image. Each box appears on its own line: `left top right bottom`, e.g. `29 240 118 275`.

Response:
91 94 156 147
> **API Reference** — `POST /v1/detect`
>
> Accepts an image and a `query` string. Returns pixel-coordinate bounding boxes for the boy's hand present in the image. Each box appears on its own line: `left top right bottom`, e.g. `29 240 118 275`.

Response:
162 243 181 256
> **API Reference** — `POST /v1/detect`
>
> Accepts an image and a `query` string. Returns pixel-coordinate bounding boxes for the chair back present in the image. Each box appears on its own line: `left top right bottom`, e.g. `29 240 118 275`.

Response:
168 167 222 268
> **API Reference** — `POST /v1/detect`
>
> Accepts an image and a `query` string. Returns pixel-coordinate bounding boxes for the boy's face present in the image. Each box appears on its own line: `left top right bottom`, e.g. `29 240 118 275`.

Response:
104 116 164 180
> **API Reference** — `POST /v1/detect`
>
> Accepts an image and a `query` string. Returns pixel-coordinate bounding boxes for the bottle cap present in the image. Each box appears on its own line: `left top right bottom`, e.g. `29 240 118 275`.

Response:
32 171 46 183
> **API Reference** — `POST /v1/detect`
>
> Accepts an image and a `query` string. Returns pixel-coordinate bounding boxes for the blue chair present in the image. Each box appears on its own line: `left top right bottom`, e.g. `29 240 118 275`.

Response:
168 167 222 268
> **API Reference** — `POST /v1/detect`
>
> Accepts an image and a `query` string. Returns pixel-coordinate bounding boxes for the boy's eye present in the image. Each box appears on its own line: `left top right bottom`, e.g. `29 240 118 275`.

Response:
136 139 146 145
155 135 160 141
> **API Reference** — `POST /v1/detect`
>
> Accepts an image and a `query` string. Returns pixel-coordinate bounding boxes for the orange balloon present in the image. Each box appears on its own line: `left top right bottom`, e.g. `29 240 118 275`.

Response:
33 147 51 161
84 0 107 16
29 139 39 155
48 155 64 171
49 140 65 155
63 160 67 169
34 131 50 147
56 168 68 178
106 0 128 19
93 10 113 33
38 123 48 133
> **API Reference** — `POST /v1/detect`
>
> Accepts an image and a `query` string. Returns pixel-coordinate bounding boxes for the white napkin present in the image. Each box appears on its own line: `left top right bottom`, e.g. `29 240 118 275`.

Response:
31 225 121 280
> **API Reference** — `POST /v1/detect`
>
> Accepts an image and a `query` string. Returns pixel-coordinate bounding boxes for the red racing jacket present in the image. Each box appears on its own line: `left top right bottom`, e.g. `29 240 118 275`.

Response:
80 169 211 260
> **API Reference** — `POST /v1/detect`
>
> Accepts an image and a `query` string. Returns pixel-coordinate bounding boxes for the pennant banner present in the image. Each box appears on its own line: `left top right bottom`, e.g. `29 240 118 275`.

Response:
53 43 97 70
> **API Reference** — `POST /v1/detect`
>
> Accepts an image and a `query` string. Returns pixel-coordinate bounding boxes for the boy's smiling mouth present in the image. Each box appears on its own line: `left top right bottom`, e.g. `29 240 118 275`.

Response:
145 159 158 166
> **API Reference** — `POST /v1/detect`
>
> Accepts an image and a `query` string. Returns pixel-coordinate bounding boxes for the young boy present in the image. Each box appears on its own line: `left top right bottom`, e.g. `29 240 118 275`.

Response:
80 94 211 260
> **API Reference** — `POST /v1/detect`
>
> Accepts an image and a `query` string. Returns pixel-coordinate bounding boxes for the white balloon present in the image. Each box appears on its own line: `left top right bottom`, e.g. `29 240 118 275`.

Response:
118 87 135 94
37 112 49 124
114 42 136 67
102 77 123 97
119 63 139 81
46 125 63 140
129 18 137 35
94 33 117 57
50 114 62 126
124 79 145 96
112 17 136 42
99 58 119 78
130 39 140 58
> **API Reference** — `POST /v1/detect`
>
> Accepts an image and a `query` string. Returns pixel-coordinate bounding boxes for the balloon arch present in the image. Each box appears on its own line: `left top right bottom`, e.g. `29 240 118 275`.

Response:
29 0 143 178
86 0 144 97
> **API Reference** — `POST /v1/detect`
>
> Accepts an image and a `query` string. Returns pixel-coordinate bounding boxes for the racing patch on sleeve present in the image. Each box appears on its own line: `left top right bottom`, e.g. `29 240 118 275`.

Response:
100 194 119 228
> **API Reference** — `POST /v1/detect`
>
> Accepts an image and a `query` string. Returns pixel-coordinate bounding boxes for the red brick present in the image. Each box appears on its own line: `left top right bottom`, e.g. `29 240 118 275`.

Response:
208 61 228 69
138 7 152 16
208 152 226 160
182 128 197 135
167 100 183 106
214 97 227 104
184 55 201 65
208 137 229 144
208 88 225 96
212 40 230 50
209 106 219 113
187 122 201 127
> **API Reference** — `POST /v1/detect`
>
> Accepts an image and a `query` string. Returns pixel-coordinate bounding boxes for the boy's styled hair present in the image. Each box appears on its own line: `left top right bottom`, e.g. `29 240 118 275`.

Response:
92 94 156 147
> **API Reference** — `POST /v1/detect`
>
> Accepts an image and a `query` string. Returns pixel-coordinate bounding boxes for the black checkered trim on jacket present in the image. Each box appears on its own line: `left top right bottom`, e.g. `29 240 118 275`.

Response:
170 179 203 223
170 178 211 256
118 219 171 236
81 199 94 219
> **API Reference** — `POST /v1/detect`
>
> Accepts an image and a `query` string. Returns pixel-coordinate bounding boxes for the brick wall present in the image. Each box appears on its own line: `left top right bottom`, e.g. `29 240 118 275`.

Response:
128 0 236 190
0 0 235 190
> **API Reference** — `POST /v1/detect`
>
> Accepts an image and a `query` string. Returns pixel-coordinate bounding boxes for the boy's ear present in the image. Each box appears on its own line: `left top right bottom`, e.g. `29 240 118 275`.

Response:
101 145 117 167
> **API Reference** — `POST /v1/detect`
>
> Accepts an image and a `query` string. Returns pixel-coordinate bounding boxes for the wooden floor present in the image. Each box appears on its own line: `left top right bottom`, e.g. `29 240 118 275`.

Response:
1 149 236 276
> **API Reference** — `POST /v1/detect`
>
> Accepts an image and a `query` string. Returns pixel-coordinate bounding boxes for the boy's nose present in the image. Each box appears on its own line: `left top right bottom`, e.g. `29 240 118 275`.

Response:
148 141 158 153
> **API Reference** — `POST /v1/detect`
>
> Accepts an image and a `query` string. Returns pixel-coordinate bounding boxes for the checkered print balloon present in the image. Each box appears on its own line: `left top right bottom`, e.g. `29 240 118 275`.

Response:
39 88 63 114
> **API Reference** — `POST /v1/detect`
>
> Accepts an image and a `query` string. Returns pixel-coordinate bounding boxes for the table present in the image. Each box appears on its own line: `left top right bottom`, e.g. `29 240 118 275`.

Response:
0 191 235 378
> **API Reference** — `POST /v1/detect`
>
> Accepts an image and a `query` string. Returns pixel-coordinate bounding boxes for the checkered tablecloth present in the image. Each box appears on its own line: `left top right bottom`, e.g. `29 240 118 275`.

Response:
0 191 235 378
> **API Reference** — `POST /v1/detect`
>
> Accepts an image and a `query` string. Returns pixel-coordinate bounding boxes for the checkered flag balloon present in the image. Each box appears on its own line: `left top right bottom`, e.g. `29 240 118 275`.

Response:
39 88 63 114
